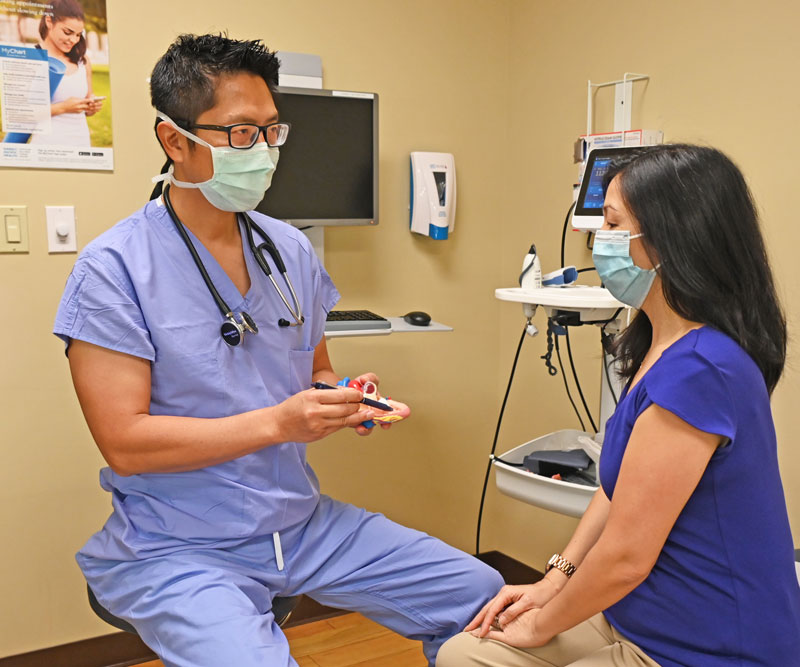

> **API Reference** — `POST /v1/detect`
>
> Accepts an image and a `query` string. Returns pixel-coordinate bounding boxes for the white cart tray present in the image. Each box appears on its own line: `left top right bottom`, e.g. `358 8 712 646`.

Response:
493 429 599 518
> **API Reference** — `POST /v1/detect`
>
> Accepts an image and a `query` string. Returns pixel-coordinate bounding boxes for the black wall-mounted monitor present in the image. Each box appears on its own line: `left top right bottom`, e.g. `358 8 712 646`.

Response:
256 86 378 227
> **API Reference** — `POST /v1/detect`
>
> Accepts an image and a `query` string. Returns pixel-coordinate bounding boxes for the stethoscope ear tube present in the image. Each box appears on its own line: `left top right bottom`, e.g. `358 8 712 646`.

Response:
242 213 305 327
164 185 234 321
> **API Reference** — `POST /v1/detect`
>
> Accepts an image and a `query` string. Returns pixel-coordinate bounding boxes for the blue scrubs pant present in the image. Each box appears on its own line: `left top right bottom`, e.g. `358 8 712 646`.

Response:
80 495 504 666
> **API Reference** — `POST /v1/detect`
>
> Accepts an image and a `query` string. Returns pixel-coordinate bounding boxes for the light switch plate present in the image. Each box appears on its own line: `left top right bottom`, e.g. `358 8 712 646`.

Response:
0 206 29 253
46 205 77 253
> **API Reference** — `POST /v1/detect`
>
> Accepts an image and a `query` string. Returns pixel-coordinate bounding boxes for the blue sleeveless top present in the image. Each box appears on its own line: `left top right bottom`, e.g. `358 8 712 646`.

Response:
600 327 800 666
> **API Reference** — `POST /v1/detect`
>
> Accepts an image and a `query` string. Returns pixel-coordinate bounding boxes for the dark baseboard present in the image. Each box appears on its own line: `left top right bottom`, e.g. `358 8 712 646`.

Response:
0 632 156 667
1 551 539 666
477 550 544 584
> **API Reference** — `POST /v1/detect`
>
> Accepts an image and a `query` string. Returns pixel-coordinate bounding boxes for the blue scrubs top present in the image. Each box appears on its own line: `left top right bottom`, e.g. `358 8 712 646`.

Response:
600 327 800 666
54 199 339 560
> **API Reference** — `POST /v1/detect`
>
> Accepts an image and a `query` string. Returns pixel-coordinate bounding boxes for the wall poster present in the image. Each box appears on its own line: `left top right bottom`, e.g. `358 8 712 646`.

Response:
0 0 111 170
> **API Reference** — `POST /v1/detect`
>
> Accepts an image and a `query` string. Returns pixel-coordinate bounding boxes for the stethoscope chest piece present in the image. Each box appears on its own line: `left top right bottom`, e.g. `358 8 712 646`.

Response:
221 311 259 347
221 320 243 347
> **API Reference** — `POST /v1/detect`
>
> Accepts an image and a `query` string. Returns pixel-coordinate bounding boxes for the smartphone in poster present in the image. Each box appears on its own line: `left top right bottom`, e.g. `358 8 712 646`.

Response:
0 0 112 170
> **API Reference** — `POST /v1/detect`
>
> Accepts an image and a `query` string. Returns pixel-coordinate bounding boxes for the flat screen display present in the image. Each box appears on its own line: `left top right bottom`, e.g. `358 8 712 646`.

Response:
256 87 378 226
575 146 647 216
580 157 613 211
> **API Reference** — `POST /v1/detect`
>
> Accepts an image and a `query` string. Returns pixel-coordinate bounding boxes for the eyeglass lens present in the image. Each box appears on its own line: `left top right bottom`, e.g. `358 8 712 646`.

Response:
230 123 290 149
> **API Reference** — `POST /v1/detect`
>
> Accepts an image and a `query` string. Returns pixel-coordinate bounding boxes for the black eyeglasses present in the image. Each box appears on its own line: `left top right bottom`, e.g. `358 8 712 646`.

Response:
181 121 291 149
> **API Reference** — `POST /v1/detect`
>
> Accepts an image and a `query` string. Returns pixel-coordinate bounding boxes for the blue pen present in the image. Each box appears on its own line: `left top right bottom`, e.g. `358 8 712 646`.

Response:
311 381 393 411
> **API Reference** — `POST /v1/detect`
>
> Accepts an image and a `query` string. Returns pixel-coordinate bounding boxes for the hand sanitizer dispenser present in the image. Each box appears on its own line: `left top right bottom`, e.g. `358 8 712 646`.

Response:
409 152 456 239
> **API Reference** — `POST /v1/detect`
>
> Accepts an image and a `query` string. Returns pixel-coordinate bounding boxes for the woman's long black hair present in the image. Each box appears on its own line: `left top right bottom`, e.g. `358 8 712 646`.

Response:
604 144 786 394
39 0 87 65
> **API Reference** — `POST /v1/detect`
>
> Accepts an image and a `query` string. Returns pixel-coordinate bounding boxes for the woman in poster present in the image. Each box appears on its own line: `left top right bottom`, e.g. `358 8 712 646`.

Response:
30 0 103 146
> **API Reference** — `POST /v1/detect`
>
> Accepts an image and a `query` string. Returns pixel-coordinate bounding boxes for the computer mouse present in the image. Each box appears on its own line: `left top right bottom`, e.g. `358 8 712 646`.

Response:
403 311 431 326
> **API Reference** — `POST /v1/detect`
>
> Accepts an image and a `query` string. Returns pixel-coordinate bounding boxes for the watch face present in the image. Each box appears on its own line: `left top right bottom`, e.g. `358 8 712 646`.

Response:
221 320 242 346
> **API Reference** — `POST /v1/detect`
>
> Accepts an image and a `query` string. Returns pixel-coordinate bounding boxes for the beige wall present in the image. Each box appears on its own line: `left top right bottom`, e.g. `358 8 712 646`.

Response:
482 0 800 569
1 0 798 656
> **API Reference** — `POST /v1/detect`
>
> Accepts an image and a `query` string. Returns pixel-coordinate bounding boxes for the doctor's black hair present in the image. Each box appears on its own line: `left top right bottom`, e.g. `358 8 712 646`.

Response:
150 33 280 128
148 34 281 199
602 144 786 395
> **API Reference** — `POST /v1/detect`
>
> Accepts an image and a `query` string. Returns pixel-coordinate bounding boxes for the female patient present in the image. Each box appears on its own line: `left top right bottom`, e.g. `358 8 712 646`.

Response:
438 144 800 666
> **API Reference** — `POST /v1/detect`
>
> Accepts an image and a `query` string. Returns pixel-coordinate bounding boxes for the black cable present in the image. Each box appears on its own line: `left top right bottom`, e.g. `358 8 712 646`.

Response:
564 328 599 433
554 329 586 431
540 321 558 376
475 324 527 556
518 244 537 286
603 355 618 406
576 267 596 274
492 456 525 467
560 202 577 268
600 327 619 406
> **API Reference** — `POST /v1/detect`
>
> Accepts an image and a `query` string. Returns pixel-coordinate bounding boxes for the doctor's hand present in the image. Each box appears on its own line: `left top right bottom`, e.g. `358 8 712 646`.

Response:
350 372 392 436
276 387 374 443
465 580 562 638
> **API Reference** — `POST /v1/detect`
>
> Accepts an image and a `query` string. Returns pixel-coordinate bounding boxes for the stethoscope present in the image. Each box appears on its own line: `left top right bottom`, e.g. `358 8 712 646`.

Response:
163 185 304 346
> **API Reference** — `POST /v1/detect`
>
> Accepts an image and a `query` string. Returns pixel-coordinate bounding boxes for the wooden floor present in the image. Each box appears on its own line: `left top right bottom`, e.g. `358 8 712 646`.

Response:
135 612 427 666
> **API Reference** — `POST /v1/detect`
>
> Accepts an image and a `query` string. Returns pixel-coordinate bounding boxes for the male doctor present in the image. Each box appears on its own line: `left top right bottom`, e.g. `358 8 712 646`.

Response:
54 33 502 667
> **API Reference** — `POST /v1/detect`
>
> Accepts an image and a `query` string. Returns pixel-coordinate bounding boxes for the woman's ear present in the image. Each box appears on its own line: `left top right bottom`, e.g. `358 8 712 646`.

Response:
44 16 53 32
155 121 186 165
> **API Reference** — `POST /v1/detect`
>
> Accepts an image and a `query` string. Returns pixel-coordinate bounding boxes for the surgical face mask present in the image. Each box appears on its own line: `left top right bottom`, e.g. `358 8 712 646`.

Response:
592 230 659 309
152 113 279 212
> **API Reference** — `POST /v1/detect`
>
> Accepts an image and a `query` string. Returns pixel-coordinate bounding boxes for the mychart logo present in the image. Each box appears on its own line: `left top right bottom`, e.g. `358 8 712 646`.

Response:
0 46 27 57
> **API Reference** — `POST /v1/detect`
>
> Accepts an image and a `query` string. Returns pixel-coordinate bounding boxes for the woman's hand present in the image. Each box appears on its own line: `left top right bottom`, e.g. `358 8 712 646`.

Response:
52 97 91 115
85 96 103 116
465 580 562 637
276 386 373 443
474 608 553 648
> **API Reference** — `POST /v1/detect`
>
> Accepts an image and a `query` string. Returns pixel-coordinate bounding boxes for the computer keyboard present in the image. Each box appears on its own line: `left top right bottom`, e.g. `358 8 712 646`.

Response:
325 309 392 332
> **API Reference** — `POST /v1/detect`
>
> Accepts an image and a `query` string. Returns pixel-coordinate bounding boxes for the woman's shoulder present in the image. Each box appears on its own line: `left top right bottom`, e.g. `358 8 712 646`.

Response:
650 326 761 393
668 327 754 368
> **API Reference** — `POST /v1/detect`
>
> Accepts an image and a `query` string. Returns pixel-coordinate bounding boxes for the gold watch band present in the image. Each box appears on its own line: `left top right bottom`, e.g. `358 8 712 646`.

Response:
546 553 577 578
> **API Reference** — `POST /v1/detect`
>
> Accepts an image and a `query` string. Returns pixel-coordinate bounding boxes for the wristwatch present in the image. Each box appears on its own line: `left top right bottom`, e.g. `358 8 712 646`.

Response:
546 553 576 578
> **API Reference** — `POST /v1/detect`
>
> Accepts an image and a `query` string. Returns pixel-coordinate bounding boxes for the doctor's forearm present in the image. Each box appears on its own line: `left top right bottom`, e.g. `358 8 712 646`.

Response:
96 406 288 476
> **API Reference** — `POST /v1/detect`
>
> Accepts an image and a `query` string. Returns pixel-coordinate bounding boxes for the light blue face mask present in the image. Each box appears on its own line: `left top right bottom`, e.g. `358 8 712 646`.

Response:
592 230 658 309
152 112 279 212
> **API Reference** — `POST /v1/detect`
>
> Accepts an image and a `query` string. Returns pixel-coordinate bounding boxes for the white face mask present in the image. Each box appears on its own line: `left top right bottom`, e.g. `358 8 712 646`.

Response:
592 230 659 309
152 112 280 212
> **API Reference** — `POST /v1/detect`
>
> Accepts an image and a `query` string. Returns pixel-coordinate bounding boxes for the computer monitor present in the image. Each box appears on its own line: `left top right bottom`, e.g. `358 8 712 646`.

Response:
256 86 379 227
572 146 646 231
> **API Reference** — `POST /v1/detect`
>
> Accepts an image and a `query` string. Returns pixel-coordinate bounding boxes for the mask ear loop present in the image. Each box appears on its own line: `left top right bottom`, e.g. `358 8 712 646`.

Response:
630 232 662 274
150 117 172 200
